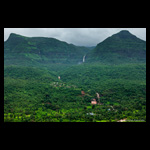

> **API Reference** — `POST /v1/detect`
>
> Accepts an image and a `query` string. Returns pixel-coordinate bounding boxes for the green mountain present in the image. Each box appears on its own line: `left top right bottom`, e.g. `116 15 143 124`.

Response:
86 30 146 64
4 33 91 66
4 31 146 122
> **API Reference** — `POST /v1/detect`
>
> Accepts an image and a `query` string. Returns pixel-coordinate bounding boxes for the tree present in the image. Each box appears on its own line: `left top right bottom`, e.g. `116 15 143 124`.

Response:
92 105 95 109
84 106 87 110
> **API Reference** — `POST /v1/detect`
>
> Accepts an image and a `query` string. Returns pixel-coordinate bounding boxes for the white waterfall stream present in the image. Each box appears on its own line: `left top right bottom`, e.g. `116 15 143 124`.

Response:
83 55 86 63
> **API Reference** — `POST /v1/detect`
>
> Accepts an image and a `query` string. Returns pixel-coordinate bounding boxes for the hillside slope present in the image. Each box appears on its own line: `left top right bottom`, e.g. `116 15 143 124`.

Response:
86 30 146 64
4 30 146 122
4 33 91 66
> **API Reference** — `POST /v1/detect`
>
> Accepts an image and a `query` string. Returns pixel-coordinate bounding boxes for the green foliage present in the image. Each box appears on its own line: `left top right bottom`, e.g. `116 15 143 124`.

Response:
86 30 146 64
4 31 146 122
4 33 92 66
4 63 146 122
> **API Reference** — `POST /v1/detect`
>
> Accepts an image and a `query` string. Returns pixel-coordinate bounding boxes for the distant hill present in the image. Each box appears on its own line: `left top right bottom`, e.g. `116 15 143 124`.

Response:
4 31 146 67
86 30 146 64
4 33 91 66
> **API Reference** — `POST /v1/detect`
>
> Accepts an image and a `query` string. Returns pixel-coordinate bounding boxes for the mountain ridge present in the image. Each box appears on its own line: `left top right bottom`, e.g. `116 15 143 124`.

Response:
86 30 146 64
4 33 92 66
4 31 146 122
4 30 146 67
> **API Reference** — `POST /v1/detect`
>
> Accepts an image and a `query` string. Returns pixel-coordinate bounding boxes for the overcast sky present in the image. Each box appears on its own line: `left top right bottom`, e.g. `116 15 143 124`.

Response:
4 28 146 46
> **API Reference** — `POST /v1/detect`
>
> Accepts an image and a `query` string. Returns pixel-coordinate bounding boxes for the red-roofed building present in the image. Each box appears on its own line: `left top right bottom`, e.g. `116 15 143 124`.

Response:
81 91 85 96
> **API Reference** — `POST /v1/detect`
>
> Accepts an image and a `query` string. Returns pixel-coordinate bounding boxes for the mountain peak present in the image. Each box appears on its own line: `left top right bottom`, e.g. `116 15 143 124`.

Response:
119 30 130 34
10 33 19 36
7 33 24 41
113 30 137 39
86 30 146 64
9 33 21 37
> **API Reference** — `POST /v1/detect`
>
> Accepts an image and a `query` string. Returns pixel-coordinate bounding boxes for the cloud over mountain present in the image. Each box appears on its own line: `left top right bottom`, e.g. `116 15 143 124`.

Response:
4 28 146 47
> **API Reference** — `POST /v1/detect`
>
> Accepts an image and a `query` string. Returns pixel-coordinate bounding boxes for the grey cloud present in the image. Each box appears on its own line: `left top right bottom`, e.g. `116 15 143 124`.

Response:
4 28 146 46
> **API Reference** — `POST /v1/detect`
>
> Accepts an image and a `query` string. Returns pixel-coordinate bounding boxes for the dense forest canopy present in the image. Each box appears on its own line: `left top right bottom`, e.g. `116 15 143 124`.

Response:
4 30 146 122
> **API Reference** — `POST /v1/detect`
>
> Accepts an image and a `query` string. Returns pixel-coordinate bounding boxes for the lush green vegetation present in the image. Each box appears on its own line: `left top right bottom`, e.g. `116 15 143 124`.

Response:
86 30 146 64
4 33 91 66
4 31 146 122
4 63 146 122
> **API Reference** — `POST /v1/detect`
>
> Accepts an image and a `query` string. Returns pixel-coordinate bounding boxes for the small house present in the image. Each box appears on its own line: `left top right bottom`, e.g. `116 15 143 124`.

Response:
81 91 85 96
91 99 97 105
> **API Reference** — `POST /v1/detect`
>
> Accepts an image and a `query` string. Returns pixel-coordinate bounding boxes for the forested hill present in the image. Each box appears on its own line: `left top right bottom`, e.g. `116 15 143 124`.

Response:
4 33 92 66
4 31 146 122
86 30 146 64
4 31 146 67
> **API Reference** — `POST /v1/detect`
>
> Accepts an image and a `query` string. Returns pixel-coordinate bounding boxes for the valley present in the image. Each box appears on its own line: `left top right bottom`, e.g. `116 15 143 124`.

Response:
4 30 146 122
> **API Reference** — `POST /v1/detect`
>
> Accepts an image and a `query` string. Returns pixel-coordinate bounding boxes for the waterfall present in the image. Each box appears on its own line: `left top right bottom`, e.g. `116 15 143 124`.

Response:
83 55 86 63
